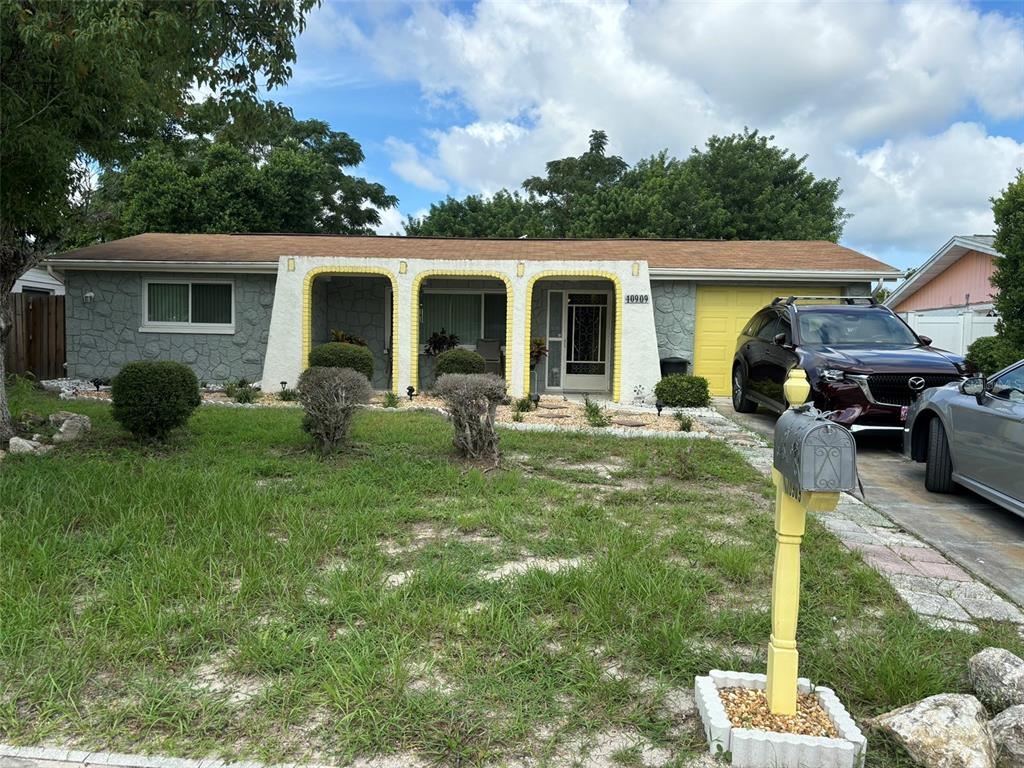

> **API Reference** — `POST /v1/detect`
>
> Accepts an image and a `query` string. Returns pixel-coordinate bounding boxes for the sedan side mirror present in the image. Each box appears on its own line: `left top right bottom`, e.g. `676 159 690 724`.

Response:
773 332 791 348
919 335 933 346
960 376 987 403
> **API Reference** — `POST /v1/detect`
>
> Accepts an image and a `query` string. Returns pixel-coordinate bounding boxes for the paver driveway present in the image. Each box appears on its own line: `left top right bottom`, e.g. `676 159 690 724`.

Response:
714 398 1024 607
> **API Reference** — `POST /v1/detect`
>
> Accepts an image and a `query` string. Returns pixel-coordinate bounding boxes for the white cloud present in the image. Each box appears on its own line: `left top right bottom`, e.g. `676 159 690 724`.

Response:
373 204 406 236
311 0 1024 265
385 138 449 192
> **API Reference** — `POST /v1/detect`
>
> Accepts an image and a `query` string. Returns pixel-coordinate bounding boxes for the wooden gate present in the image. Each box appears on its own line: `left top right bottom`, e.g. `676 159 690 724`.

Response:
4 294 66 379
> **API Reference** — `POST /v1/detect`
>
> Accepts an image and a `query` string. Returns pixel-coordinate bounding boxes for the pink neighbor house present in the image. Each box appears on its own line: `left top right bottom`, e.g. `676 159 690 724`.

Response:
885 235 1001 354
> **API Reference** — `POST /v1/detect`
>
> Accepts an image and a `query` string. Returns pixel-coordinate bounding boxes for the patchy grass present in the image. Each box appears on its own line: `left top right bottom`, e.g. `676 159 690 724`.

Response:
1 377 1021 767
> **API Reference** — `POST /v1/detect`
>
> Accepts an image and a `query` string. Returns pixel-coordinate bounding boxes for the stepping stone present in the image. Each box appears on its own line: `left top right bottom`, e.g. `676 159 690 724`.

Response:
536 412 569 419
612 419 647 428
538 403 568 410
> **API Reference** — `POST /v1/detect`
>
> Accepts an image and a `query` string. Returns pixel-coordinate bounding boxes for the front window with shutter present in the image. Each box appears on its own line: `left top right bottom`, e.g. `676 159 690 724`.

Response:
143 281 234 333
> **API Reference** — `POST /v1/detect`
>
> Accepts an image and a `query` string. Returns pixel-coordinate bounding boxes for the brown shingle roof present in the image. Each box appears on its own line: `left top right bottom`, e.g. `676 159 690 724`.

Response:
50 233 897 273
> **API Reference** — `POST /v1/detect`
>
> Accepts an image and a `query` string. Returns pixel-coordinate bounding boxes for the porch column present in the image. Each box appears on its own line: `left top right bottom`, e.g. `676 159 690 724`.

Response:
392 270 416 394
261 258 306 392
506 276 529 398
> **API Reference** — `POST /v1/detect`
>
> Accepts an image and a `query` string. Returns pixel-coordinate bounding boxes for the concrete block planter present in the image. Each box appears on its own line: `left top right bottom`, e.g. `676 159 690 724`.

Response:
695 670 866 768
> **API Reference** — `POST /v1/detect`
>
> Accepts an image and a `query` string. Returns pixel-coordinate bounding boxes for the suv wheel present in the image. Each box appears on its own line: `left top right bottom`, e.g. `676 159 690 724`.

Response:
925 418 954 493
732 366 757 413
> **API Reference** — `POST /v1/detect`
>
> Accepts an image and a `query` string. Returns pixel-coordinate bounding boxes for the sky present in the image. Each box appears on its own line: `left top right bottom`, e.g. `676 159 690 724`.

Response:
270 0 1024 270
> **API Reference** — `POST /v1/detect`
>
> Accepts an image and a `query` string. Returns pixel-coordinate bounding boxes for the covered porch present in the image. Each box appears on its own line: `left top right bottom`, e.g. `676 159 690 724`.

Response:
529 277 619 399
309 272 393 389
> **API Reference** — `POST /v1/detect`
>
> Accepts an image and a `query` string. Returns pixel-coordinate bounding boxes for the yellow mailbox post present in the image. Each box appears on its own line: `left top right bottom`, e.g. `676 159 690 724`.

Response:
766 369 845 715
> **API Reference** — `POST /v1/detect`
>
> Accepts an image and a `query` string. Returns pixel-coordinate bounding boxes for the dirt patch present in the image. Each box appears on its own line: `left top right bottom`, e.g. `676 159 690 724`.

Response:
553 728 674 768
404 661 454 695
478 556 587 582
380 521 502 556
385 570 415 588
191 653 267 705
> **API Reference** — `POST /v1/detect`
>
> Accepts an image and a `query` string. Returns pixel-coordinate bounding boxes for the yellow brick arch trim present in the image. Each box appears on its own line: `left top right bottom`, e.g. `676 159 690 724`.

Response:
302 266 399 391
524 270 623 403
410 270 515 390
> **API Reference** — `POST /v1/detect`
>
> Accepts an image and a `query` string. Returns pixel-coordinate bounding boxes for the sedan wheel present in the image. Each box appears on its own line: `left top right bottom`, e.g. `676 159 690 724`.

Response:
732 367 757 413
924 417 955 493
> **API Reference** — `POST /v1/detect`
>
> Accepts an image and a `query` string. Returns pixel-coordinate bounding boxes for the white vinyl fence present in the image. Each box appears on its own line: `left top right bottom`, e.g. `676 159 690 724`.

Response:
902 312 998 355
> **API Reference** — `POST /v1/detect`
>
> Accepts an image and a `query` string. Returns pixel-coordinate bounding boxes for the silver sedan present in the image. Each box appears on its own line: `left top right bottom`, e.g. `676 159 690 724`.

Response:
904 358 1024 517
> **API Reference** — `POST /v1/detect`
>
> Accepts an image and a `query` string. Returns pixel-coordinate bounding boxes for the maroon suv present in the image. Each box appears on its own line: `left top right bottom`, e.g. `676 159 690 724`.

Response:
731 297 969 427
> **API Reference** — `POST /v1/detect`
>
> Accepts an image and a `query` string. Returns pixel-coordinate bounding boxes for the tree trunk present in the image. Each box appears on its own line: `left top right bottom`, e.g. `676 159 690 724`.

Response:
1 244 42 446
0 286 15 444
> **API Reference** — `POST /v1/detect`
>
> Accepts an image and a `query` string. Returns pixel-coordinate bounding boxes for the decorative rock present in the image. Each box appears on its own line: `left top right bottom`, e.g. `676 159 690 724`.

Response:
52 413 91 443
873 693 996 768
970 648 1024 711
612 419 647 428
17 410 45 427
48 410 81 427
991 705 1024 768
7 437 54 455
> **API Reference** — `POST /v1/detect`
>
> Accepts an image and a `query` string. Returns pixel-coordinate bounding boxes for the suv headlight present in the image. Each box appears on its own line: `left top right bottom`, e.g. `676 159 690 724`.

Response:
821 368 846 382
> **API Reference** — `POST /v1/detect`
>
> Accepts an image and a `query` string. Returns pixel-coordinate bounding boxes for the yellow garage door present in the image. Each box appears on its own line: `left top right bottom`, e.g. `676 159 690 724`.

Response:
693 286 840 396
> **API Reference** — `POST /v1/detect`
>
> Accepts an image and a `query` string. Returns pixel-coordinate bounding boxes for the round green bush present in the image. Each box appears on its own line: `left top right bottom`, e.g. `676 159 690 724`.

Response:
966 335 1024 376
111 361 200 439
308 342 374 380
654 374 711 407
434 348 486 376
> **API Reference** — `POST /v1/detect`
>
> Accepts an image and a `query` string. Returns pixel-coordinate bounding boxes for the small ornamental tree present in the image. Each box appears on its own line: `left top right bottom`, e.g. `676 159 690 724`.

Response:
308 342 374 380
434 374 505 463
434 348 486 376
111 361 200 440
297 367 371 453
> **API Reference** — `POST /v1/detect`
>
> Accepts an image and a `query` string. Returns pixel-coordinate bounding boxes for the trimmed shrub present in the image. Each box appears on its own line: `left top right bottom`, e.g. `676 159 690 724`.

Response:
434 348 486 377
654 374 711 408
966 335 1024 376
111 361 200 440
297 366 372 452
308 342 374 380
434 373 505 462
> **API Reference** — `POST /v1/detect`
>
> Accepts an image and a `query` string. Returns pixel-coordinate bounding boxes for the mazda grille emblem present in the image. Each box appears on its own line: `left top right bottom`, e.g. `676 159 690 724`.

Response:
908 376 926 392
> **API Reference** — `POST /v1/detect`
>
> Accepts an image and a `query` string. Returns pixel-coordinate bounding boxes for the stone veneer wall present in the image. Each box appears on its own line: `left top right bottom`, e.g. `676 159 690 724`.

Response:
64 271 275 383
650 281 696 368
311 275 390 389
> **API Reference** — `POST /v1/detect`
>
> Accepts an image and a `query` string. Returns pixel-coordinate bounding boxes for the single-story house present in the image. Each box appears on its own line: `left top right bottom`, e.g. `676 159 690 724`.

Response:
46 234 897 400
884 234 1001 355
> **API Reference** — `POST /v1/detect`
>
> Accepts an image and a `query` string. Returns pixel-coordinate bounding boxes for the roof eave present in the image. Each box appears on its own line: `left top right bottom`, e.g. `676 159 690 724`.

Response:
45 258 278 273
648 267 897 281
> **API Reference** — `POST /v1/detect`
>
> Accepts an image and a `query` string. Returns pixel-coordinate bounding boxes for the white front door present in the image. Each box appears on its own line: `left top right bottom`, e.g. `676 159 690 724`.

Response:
562 292 611 392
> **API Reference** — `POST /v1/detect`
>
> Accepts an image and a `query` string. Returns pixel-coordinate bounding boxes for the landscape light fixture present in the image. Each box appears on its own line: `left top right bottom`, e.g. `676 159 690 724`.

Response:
407 386 416 401
530 393 540 406
655 399 664 416
280 381 287 391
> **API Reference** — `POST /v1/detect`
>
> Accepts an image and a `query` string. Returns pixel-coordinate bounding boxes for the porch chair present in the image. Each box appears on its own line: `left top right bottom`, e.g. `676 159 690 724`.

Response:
475 339 503 376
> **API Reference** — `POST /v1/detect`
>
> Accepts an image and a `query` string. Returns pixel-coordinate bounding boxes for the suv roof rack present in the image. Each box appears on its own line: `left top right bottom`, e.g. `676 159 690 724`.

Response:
771 295 878 307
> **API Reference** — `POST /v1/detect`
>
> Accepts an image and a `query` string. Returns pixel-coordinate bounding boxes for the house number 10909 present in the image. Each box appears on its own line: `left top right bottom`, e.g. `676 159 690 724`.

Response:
625 294 650 305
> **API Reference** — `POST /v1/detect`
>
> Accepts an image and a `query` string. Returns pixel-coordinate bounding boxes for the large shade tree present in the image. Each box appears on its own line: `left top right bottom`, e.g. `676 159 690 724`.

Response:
991 170 1024 350
405 129 848 241
69 100 396 243
0 0 318 443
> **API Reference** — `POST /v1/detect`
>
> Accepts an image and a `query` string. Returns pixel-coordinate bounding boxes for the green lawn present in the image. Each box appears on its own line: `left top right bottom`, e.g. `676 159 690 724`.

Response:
1 378 1020 767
